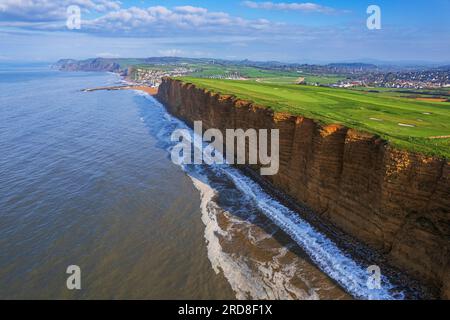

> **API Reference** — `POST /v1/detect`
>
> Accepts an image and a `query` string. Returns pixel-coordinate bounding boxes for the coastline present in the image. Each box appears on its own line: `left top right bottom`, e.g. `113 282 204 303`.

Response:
82 84 158 96
155 77 449 299
79 77 448 298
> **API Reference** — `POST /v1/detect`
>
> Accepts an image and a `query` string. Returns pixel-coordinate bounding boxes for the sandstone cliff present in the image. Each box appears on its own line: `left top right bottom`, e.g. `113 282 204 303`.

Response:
156 77 450 299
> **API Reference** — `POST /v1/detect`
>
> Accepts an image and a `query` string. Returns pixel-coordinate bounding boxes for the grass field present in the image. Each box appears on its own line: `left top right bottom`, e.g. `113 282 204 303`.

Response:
349 86 450 101
133 62 346 85
187 65 346 85
179 77 450 158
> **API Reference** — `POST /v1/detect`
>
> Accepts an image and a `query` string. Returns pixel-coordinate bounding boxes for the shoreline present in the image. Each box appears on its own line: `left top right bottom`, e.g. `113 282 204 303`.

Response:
87 74 446 298
82 84 158 96
149 87 434 299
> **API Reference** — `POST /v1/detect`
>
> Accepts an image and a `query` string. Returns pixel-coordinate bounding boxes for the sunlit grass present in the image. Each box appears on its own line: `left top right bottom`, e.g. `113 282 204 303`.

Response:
178 77 450 158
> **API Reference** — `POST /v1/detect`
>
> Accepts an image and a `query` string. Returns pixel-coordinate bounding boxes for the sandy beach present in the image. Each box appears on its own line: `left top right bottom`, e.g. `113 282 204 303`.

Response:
83 85 158 96
131 86 158 95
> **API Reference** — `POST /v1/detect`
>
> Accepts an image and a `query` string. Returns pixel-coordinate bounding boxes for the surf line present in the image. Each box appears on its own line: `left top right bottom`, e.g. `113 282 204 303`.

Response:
143 94 405 300
170 120 280 176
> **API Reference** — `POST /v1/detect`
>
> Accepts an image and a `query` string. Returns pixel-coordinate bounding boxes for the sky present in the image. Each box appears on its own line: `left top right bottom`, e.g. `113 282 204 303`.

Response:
0 0 449 64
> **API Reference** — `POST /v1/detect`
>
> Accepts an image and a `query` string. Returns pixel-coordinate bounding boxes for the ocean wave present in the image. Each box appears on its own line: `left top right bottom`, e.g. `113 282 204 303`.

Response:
137 92 404 300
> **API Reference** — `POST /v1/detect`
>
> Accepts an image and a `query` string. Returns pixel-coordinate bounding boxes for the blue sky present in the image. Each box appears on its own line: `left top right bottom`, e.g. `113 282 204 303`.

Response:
0 0 449 63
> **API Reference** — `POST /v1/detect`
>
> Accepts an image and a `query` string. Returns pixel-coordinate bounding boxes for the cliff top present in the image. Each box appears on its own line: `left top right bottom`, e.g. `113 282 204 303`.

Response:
176 77 450 159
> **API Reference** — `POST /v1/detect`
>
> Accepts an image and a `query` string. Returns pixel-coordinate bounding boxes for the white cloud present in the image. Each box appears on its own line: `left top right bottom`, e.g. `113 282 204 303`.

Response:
174 6 208 15
157 49 185 56
95 52 121 58
242 1 338 14
83 5 275 35
0 2 337 39
74 0 121 12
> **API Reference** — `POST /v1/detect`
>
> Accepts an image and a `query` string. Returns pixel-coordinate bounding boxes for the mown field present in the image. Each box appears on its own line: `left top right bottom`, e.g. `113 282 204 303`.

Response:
185 65 345 84
179 77 450 158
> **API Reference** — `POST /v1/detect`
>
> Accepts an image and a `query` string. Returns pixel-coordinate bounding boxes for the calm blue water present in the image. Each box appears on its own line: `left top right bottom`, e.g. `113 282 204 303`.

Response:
0 66 236 299
0 66 410 299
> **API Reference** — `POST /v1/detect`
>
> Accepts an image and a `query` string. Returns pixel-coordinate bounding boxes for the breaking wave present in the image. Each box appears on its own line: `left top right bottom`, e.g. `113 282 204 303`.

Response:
137 93 404 300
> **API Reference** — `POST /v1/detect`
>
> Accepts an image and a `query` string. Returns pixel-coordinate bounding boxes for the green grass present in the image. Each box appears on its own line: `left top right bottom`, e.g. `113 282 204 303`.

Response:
134 63 347 85
349 87 450 101
178 77 450 159
187 65 346 84
297 73 346 85
254 74 345 85
189 65 287 78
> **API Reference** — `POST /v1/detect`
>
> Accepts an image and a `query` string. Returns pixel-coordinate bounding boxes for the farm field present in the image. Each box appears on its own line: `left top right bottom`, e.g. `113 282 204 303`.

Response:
170 64 346 84
179 77 450 158
129 60 348 86
349 86 450 101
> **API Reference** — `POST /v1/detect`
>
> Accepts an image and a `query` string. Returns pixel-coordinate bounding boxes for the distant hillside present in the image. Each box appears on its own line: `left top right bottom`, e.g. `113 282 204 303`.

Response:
55 58 122 72
326 63 379 70
437 65 450 71
55 57 447 87
54 57 300 72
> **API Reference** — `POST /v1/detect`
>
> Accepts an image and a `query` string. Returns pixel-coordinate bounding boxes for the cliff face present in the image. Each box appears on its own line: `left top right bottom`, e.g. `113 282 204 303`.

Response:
156 78 450 298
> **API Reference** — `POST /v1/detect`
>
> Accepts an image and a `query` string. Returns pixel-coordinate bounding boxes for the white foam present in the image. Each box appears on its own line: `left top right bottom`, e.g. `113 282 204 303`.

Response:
190 176 316 300
133 90 148 97
221 167 402 300
142 96 404 300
